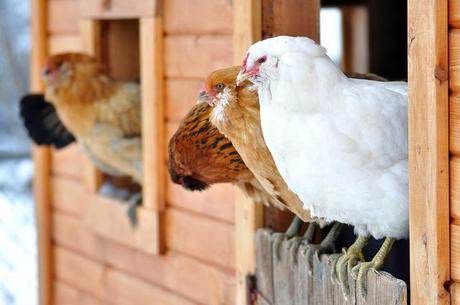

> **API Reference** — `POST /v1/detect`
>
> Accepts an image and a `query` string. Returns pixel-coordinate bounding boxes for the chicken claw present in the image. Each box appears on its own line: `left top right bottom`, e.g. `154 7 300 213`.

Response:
332 236 370 295
351 237 395 298
126 192 142 227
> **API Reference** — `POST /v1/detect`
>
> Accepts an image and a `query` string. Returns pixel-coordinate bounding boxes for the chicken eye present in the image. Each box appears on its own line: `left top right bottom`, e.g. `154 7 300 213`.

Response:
215 83 225 90
257 56 267 64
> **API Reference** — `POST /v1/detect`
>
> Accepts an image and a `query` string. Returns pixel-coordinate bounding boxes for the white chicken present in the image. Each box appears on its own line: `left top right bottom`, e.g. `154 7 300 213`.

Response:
236 36 408 296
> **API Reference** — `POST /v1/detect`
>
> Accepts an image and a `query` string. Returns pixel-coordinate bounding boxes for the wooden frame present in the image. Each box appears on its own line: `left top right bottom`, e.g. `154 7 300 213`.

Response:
78 16 165 254
408 0 450 304
31 1 52 305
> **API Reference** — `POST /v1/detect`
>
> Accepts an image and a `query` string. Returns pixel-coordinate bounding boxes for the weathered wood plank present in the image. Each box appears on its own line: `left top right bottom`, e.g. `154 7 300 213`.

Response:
53 212 236 305
166 180 235 224
408 0 450 304
47 0 79 34
164 0 233 35
164 35 233 79
51 145 82 180
166 208 235 270
78 0 158 18
165 79 203 122
254 229 407 305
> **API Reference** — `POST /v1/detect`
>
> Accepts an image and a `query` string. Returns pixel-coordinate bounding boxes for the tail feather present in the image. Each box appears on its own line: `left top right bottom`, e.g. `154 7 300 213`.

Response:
19 94 75 149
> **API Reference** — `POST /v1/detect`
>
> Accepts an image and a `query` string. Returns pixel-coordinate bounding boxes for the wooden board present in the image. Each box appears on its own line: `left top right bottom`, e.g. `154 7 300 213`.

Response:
255 229 407 305
164 35 233 79
54 282 104 305
452 224 460 281
452 158 460 221
163 0 232 35
51 145 82 180
51 177 85 215
450 29 460 92
451 94 460 155
78 0 158 19
451 0 460 28
165 79 203 122
53 212 236 305
47 0 79 34
408 0 450 304
48 34 82 54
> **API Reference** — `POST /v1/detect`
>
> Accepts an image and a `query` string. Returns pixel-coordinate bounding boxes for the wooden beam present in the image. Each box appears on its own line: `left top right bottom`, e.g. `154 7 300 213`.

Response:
30 1 52 305
140 16 166 254
408 0 450 304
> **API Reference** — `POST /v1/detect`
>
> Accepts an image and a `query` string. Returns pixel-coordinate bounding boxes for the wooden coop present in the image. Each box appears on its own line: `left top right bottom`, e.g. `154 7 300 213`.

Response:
28 0 459 304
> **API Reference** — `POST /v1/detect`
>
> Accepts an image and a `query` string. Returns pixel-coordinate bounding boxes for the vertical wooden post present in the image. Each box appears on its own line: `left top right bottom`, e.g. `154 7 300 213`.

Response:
140 16 166 254
408 0 450 304
233 1 263 304
30 0 52 305
233 1 320 304
79 20 105 192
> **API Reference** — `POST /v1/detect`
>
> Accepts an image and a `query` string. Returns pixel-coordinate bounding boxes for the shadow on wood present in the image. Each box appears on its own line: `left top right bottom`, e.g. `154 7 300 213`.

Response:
254 229 407 305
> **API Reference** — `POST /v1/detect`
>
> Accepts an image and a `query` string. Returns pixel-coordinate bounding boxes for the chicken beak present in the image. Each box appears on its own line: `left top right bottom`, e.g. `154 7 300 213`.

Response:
236 71 249 86
198 91 208 102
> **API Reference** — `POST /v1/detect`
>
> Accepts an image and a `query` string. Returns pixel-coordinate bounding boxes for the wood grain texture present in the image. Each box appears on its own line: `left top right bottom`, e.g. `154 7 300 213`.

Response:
450 30 460 92
452 158 460 220
31 1 52 304
452 282 460 305
451 94 460 155
164 35 233 79
164 0 232 35
452 224 460 281
78 0 158 18
165 79 203 122
47 0 79 34
255 229 407 305
166 180 235 224
53 212 236 305
233 2 263 304
51 145 82 180
408 0 450 304
166 208 235 270
451 0 460 28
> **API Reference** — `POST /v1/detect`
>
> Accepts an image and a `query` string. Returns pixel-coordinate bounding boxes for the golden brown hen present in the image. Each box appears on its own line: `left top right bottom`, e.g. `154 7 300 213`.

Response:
168 101 275 207
20 53 142 223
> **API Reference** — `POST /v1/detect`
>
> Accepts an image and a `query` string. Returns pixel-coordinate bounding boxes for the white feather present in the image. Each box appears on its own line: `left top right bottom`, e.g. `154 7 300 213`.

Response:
245 36 408 239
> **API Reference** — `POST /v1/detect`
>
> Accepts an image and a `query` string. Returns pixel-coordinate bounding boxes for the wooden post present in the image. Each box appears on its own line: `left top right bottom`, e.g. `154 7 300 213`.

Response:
408 0 450 304
30 0 52 305
140 16 166 253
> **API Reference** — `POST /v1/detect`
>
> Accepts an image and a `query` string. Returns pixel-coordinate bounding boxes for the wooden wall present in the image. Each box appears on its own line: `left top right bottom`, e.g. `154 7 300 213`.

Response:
43 0 237 304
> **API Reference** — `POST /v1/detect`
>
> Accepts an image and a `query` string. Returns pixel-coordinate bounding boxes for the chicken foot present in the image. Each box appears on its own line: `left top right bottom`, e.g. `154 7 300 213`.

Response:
331 235 370 295
351 237 395 298
126 192 142 227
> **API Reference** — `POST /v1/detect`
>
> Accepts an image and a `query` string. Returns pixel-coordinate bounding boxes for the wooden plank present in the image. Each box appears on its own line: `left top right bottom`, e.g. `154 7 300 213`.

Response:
54 282 104 305
51 177 85 215
53 212 236 305
31 1 52 305
452 282 460 305
140 17 165 255
78 0 158 19
408 0 450 304
451 224 460 281
83 192 159 255
341 6 369 73
106 269 199 305
51 145 82 180
166 208 235 270
452 158 460 220
164 35 233 79
451 94 460 155
450 0 460 28
48 34 81 54
47 0 79 34
450 30 460 92
164 0 232 35
166 180 235 224
255 230 274 303
54 247 107 300
165 79 202 122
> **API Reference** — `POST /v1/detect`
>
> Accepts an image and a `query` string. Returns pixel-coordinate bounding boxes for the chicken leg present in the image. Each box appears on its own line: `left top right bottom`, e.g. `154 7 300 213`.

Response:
126 192 142 226
351 237 395 297
332 236 370 295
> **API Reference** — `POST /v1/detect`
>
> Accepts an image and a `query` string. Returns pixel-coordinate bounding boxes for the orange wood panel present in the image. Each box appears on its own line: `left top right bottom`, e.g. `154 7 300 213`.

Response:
51 177 85 215
51 146 82 180
166 180 235 224
450 0 460 28
452 158 460 222
54 282 104 305
450 29 460 92
164 35 233 79
452 282 460 305
166 208 235 270
451 94 460 155
164 0 232 35
105 269 199 305
47 0 79 34
54 248 107 300
48 34 81 54
452 224 460 282
165 79 203 122
53 212 235 305
408 0 450 304
78 0 158 18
